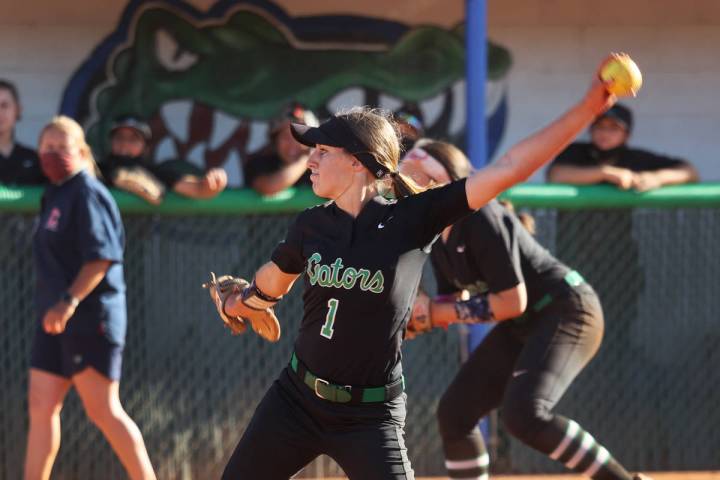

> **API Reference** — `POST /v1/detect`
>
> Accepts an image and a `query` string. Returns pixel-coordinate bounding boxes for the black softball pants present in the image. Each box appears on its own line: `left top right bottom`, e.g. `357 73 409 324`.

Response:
438 283 633 480
222 368 414 480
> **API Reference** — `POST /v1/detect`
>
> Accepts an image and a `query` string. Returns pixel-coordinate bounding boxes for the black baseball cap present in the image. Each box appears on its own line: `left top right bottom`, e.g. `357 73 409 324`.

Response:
290 116 390 179
110 116 152 140
593 104 633 133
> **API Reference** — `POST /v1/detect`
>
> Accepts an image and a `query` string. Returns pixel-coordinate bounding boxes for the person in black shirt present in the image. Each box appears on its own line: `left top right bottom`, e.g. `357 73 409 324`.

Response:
401 140 651 480
546 103 698 190
244 102 318 195
214 58 617 480
101 117 228 203
546 104 697 417
0 79 45 185
395 107 425 154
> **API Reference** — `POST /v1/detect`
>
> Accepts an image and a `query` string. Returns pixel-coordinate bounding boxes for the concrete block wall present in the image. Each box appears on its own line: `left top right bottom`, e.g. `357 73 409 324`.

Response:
488 0 720 181
1 0 718 180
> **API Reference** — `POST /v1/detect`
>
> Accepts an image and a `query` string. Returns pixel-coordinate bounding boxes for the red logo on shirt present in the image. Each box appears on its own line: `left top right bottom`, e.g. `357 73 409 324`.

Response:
45 207 61 231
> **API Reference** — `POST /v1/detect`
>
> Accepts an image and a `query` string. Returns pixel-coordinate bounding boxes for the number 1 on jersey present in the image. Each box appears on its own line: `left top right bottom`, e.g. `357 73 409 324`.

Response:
321 298 339 339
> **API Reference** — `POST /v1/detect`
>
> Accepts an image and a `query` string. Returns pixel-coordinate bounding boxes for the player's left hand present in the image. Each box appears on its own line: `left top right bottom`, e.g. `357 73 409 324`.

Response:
406 290 433 340
202 272 281 342
203 168 228 195
42 301 76 335
631 171 663 192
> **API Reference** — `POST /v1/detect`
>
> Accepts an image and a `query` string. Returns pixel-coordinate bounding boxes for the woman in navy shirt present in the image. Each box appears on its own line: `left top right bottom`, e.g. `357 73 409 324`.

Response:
24 116 155 480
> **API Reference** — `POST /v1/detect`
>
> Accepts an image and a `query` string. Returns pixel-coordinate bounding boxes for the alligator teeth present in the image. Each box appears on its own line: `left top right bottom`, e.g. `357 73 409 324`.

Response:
448 80 467 136
161 100 193 143
486 79 506 115
379 93 402 112
223 149 244 187
186 142 206 170
154 136 178 162
419 91 445 128
209 110 241 151
246 121 269 154
327 87 365 113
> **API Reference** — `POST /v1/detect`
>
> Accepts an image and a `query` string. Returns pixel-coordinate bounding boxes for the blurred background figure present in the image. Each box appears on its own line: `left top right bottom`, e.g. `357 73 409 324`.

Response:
244 102 319 195
546 104 698 191
25 116 155 480
101 116 227 204
395 106 425 154
0 79 45 186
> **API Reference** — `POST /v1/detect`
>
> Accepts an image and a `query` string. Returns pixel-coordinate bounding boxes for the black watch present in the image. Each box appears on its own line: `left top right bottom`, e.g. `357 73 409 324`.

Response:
61 292 80 308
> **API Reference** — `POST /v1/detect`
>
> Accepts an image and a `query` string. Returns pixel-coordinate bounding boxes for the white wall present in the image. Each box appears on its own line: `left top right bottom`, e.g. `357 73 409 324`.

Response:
1 2 127 147
488 0 720 181
1 0 718 180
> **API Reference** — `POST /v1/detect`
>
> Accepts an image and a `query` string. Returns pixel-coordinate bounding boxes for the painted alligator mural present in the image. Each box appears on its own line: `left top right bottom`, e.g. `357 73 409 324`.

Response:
61 0 512 186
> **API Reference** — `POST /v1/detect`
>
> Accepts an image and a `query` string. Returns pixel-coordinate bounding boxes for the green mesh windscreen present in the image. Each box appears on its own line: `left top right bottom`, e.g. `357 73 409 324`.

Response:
1 185 719 478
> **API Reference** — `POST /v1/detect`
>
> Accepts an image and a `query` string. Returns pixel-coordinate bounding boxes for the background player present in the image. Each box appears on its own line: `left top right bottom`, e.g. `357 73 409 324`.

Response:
101 116 227 203
210 56 617 479
0 79 45 185
546 103 697 191
24 116 156 480
244 102 319 195
401 139 651 480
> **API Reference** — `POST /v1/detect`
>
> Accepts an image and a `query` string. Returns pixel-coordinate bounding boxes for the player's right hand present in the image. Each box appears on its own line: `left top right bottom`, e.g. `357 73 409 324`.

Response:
42 301 76 335
406 290 433 340
602 165 635 190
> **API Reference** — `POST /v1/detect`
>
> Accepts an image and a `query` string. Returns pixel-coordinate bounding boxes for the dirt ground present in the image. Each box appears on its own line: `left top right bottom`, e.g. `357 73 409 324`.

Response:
311 473 720 480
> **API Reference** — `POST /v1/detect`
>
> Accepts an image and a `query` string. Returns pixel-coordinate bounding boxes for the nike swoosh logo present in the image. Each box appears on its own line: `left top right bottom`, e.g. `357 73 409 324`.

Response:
512 369 528 378
456 245 466 253
377 223 385 229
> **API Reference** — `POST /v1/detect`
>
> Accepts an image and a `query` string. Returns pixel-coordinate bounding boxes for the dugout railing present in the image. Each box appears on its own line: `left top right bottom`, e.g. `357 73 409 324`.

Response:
1 184 719 479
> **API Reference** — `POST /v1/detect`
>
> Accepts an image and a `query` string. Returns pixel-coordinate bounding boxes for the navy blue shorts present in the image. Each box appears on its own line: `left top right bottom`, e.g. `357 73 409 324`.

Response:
30 326 124 381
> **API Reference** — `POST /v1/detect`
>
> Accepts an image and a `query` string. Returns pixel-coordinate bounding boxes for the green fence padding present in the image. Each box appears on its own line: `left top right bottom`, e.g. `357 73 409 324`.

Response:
3 183 720 214
2 183 720 478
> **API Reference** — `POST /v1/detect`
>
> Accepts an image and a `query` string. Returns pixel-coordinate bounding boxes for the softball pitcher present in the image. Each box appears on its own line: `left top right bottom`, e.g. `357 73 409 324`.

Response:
205 58 617 479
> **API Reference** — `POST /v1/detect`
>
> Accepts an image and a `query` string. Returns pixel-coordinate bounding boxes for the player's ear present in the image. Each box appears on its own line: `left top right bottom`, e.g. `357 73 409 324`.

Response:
349 158 365 173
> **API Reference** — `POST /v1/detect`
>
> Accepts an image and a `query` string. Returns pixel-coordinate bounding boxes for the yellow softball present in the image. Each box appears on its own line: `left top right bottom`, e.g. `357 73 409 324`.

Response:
599 53 643 97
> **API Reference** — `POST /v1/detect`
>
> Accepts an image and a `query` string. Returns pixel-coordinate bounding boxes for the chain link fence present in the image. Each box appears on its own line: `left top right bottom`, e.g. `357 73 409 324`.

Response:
1 195 719 478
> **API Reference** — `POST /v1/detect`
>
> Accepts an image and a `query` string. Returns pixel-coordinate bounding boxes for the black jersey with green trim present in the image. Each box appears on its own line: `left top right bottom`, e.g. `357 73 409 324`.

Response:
430 199 570 307
272 179 471 387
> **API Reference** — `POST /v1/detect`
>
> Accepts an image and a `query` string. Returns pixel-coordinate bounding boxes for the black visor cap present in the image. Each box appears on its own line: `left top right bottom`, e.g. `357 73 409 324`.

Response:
290 116 390 178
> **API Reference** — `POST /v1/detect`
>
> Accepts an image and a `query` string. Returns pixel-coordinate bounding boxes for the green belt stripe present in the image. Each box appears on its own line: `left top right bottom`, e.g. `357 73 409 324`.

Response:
518 270 586 321
290 352 401 403
531 270 585 311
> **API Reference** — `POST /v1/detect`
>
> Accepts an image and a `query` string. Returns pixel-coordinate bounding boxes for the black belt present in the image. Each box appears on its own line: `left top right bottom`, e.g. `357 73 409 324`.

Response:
515 270 586 322
290 352 404 404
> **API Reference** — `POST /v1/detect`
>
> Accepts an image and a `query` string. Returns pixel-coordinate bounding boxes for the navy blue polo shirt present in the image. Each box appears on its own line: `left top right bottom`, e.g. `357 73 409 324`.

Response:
33 170 127 344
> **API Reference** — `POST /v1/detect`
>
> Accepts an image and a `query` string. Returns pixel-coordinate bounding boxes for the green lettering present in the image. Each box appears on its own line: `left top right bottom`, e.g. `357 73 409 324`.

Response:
317 265 332 286
358 269 372 291
368 270 385 294
321 298 340 339
341 267 358 289
307 252 322 285
330 257 344 287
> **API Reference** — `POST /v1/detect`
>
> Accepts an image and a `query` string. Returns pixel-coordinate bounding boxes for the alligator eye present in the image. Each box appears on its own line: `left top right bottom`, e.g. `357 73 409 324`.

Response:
155 29 198 72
